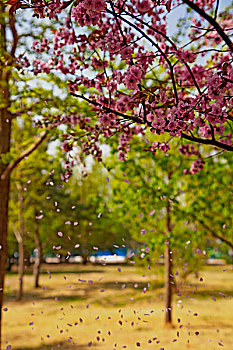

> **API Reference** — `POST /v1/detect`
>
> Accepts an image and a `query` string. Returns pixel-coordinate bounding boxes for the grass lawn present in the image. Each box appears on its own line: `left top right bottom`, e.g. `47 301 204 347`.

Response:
2 264 233 350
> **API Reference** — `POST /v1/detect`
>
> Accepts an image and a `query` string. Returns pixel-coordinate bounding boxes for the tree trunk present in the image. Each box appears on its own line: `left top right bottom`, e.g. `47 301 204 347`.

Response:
6 256 14 272
164 202 172 324
0 3 11 346
0 164 10 347
82 251 88 265
16 179 24 301
33 210 42 288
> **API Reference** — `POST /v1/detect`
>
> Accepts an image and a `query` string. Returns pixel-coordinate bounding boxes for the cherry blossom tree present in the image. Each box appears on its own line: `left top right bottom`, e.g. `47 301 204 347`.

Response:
8 0 233 163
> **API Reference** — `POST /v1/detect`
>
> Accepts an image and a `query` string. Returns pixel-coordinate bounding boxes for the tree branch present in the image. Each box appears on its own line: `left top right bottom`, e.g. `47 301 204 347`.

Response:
183 0 233 53
70 92 143 123
210 230 233 249
181 132 233 152
1 131 47 181
177 208 233 249
9 12 18 57
71 92 233 152
12 223 22 244
214 0 220 20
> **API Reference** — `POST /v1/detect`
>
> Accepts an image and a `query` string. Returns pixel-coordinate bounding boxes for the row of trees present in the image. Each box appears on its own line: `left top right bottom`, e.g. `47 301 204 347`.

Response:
7 125 233 325
7 132 129 299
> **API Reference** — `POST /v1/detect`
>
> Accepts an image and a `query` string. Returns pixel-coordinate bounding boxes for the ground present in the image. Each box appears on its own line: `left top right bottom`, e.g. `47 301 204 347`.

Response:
2 264 233 350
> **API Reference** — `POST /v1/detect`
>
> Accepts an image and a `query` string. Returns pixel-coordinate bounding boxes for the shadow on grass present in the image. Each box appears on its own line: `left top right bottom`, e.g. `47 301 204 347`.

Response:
186 322 233 329
4 291 89 303
91 292 156 307
4 279 163 303
88 280 162 291
15 340 99 350
192 289 233 299
41 268 106 275
7 268 105 276
5 271 232 305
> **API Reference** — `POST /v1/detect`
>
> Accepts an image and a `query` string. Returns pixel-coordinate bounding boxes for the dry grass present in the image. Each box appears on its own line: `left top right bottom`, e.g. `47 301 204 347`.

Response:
2 264 233 350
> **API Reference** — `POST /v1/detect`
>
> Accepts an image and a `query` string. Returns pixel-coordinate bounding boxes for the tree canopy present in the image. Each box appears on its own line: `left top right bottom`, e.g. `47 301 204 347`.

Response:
7 0 233 166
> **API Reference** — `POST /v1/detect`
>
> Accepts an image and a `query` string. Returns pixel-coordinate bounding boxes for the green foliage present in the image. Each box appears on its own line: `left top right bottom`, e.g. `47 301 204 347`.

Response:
106 132 232 283
8 144 129 260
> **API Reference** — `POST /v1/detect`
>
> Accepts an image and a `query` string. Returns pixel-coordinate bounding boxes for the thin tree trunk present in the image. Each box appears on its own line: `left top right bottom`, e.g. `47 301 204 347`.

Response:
82 250 88 265
6 255 14 272
33 210 42 288
0 3 11 346
82 222 88 265
16 179 24 301
164 202 172 324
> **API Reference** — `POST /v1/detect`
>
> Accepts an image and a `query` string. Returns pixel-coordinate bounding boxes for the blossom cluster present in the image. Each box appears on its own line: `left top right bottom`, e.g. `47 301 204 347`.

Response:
151 141 170 154
178 144 199 156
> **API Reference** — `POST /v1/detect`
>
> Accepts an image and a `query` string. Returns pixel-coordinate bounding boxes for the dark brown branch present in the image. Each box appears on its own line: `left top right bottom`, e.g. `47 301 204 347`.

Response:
70 92 143 123
109 0 128 47
1 131 47 181
181 132 233 152
183 0 233 53
71 92 233 152
60 0 74 10
9 12 18 57
214 0 220 20
122 8 178 50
